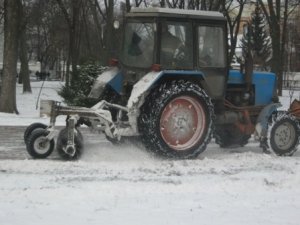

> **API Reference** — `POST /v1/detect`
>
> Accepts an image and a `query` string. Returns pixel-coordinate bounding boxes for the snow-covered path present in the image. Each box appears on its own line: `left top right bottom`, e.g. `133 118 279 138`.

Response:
0 81 300 225
1 136 300 225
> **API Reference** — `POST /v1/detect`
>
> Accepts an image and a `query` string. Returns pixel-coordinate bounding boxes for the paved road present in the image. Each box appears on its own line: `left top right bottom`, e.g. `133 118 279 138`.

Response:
0 126 105 160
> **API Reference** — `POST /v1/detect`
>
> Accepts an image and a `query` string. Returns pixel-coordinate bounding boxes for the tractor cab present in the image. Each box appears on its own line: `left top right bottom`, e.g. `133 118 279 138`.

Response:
119 7 228 100
121 8 227 70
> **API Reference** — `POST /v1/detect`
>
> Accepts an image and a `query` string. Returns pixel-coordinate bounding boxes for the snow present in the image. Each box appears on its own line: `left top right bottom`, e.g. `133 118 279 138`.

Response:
0 81 66 126
127 71 162 109
1 81 300 225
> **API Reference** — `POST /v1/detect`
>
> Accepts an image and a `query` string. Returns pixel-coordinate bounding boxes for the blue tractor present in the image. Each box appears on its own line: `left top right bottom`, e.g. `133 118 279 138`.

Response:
25 7 297 160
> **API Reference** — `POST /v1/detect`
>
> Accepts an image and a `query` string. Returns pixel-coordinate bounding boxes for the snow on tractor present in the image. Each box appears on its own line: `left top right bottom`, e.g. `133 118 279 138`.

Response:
24 7 299 160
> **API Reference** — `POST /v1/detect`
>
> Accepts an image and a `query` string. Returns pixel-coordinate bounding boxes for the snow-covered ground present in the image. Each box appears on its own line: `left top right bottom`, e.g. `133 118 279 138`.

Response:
0 81 300 225
0 81 65 126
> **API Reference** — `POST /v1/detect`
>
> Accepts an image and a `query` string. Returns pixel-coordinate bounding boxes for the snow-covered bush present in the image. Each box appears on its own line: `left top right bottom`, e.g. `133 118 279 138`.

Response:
59 63 107 107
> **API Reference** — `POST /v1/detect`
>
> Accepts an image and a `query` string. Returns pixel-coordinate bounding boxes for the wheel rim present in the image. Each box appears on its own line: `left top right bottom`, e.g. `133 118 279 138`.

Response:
273 121 297 151
34 136 51 154
160 96 206 151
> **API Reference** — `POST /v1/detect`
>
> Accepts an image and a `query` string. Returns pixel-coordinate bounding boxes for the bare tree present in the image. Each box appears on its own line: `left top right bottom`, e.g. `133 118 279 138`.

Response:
286 7 300 72
0 0 21 113
222 0 247 65
18 0 32 93
166 0 185 8
28 0 69 81
88 0 105 59
19 26 31 93
258 0 300 95
187 0 222 10
0 0 4 23
104 0 114 61
88 0 117 63
56 0 86 86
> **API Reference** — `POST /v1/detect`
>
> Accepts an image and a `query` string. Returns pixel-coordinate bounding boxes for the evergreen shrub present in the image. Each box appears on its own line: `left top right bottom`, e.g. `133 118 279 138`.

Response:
59 63 107 107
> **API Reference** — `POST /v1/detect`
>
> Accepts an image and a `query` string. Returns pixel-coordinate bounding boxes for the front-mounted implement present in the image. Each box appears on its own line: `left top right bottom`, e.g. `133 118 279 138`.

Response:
24 98 132 160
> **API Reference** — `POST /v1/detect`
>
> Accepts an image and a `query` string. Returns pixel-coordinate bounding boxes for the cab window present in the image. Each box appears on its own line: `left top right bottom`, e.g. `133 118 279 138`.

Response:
160 22 193 69
198 26 225 68
122 22 155 68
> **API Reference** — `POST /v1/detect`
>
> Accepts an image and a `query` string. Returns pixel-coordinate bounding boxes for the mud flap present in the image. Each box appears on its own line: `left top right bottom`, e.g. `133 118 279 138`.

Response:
126 71 163 133
127 71 163 109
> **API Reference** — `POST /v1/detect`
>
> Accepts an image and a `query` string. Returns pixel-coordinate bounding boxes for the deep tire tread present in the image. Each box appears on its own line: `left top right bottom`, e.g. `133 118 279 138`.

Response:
138 80 214 159
269 113 300 156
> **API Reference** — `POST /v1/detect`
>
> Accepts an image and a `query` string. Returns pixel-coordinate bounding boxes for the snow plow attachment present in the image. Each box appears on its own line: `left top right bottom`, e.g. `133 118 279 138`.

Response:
25 99 135 160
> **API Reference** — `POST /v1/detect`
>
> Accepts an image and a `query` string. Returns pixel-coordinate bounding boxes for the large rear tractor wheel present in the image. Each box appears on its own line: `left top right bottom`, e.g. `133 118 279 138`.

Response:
139 80 214 159
269 114 300 156
56 128 84 160
26 128 55 159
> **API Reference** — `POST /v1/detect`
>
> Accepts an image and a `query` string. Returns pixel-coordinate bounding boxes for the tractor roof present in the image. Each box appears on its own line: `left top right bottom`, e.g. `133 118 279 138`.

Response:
126 7 226 21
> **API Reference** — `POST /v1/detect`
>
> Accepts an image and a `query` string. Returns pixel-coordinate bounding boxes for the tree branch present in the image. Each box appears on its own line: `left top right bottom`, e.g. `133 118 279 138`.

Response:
55 0 72 28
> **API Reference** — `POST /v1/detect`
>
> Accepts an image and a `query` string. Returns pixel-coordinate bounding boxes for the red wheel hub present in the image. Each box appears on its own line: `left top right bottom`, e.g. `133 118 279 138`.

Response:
160 96 206 151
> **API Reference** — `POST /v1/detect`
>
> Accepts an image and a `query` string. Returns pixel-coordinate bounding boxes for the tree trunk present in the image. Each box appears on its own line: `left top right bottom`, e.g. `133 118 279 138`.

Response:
66 58 71 88
19 29 32 93
0 0 21 114
89 0 104 61
69 27 76 83
257 0 295 96
56 0 84 83
104 0 114 63
277 0 289 96
270 24 282 96
70 1 82 81
222 1 246 65
125 0 131 12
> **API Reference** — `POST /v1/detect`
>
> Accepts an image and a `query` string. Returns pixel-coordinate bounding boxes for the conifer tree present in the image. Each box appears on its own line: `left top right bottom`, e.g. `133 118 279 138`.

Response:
240 1 271 70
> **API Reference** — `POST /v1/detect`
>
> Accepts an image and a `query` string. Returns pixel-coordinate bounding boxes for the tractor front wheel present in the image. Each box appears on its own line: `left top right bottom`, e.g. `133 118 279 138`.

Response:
139 80 214 159
269 114 300 156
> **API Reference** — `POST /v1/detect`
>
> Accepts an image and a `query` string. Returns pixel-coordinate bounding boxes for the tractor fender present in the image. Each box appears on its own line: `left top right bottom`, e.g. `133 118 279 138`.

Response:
88 67 123 98
127 70 205 109
126 70 162 133
127 71 163 109
255 103 282 139
127 70 205 133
